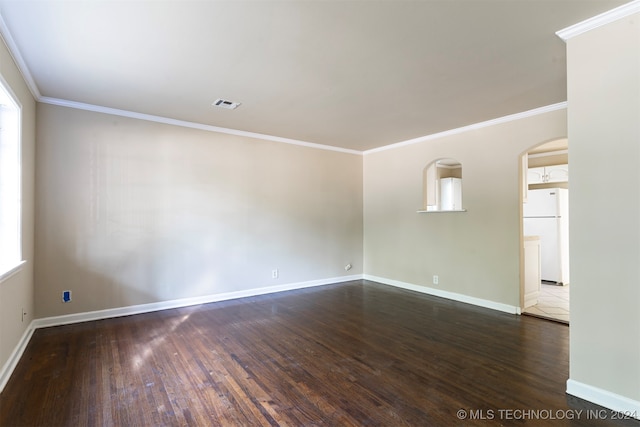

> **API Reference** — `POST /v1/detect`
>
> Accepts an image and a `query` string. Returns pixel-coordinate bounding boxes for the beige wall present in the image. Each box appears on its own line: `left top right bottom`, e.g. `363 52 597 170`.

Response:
6 6 637 414
0 39 36 376
566 13 640 401
35 105 363 318
364 109 566 308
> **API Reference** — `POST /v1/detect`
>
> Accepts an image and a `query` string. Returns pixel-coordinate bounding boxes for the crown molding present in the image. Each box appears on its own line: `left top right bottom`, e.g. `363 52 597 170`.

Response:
39 97 363 155
0 11 41 100
1 9 361 156
38 96 568 158
364 102 567 155
2 3 573 157
556 0 640 41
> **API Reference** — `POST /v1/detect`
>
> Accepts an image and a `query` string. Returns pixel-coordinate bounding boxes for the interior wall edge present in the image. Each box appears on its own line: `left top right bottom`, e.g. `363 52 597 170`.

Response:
556 0 640 41
0 13 41 99
566 379 640 420
0 320 35 394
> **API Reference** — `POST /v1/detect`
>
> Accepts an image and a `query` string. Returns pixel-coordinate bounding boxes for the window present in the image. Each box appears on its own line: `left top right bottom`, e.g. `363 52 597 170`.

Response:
0 78 22 280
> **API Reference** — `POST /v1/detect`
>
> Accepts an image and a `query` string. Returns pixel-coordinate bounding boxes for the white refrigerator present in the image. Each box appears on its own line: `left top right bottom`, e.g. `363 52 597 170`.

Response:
523 188 570 285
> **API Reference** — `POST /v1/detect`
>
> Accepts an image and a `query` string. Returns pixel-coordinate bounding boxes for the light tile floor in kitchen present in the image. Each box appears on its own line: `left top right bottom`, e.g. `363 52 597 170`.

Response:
523 282 570 323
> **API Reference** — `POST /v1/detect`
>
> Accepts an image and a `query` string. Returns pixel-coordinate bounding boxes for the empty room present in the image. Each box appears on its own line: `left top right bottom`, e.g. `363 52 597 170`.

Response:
1 1 639 425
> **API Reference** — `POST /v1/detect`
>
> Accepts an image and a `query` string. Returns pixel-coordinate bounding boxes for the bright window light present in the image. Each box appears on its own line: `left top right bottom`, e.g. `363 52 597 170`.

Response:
0 77 22 279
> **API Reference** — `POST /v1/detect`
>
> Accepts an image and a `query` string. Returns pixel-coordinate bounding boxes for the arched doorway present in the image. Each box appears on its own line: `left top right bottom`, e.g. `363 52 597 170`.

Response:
520 138 570 323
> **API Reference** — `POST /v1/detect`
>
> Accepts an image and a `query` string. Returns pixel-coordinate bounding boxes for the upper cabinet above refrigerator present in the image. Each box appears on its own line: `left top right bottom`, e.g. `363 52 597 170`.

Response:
528 164 569 185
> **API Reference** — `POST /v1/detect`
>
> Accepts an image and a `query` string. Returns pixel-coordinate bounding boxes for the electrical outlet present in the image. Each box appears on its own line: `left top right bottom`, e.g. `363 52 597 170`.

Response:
62 290 72 303
345 263 352 271
21 307 26 322
433 275 439 285
272 269 278 279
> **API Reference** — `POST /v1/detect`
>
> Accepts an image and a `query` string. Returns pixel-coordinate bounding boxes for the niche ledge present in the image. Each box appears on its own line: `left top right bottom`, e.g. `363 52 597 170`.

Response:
417 209 467 213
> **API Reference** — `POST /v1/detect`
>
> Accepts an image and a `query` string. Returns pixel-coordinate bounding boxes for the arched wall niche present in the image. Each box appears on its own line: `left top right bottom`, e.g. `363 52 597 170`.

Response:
421 158 465 212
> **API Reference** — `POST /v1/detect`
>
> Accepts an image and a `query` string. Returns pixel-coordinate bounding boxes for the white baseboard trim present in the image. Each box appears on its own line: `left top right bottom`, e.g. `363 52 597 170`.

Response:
33 274 364 330
0 274 362 394
0 320 36 393
567 379 640 420
364 274 520 314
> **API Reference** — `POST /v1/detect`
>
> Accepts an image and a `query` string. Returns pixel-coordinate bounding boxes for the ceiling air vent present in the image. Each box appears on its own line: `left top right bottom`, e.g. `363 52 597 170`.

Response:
212 98 241 110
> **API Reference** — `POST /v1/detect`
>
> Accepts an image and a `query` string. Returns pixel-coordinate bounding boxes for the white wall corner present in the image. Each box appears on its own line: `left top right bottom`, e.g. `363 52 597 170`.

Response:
567 379 640 420
363 275 519 315
0 12 41 99
0 321 36 393
556 0 640 41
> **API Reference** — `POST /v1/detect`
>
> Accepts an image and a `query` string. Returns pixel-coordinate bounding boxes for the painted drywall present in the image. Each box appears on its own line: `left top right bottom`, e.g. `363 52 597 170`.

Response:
0 37 36 378
363 109 566 308
35 104 363 318
566 13 640 402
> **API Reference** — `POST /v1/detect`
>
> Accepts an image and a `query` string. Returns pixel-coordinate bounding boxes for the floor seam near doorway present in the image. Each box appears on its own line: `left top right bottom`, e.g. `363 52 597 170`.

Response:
523 283 570 323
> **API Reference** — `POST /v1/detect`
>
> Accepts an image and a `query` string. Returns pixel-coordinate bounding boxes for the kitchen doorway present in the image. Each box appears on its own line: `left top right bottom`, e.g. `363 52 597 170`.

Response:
520 139 570 323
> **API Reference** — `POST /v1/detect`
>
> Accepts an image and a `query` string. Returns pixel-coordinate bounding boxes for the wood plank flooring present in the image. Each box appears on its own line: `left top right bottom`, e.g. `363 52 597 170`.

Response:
1 280 637 426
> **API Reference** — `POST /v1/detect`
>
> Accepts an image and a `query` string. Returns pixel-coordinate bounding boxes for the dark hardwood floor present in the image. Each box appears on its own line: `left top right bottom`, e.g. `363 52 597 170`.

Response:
1 280 637 426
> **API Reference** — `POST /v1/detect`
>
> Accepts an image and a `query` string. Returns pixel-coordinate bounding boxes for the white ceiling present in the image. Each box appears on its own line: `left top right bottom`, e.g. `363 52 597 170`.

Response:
0 0 628 152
